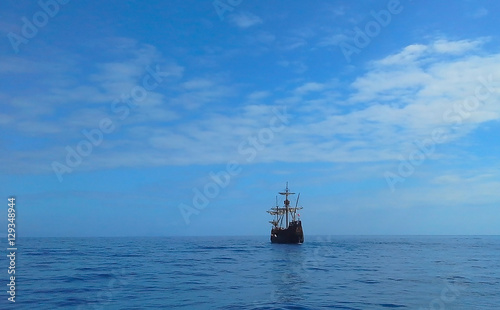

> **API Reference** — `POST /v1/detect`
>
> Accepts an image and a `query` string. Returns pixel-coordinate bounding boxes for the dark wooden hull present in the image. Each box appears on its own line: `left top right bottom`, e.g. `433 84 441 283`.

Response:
270 221 304 244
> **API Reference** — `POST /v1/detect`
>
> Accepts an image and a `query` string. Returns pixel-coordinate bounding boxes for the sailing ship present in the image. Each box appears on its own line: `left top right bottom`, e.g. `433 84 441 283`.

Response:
267 183 304 244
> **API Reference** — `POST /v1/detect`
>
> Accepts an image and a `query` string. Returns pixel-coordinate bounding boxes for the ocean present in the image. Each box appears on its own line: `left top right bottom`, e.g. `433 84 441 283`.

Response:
2 236 499 309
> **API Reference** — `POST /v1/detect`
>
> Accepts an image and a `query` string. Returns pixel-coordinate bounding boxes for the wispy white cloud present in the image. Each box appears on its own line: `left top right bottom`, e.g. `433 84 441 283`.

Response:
281 38 307 51
294 82 325 94
247 91 271 101
277 60 308 74
1 40 183 140
99 38 496 167
432 38 486 54
375 44 428 66
318 33 349 47
0 57 60 74
375 38 487 67
169 76 235 110
471 7 488 19
3 38 500 176
229 12 263 28
331 6 346 17
431 173 496 185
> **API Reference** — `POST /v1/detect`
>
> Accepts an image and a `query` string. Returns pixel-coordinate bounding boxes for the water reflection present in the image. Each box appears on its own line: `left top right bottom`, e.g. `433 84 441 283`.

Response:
269 244 308 303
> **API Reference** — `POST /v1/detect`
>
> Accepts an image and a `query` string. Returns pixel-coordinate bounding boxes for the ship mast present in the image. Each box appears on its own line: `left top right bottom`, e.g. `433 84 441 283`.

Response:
279 182 295 228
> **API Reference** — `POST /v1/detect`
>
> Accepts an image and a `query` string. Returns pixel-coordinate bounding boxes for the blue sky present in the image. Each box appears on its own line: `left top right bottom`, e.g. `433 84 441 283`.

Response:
1 0 500 236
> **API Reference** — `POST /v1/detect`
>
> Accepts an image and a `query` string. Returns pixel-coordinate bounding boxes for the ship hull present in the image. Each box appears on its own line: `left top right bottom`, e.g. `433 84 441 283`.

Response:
270 221 304 244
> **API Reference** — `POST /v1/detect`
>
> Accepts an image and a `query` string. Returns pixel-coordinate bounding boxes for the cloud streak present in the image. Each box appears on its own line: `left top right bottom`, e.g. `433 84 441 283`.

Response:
229 12 263 28
1 38 500 177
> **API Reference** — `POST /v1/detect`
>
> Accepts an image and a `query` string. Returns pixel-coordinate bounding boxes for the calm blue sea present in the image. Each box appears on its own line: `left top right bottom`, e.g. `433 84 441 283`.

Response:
1 236 499 309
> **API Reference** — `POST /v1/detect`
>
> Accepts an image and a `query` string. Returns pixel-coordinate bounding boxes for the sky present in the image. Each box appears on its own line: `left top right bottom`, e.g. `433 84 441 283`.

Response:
1 0 499 237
